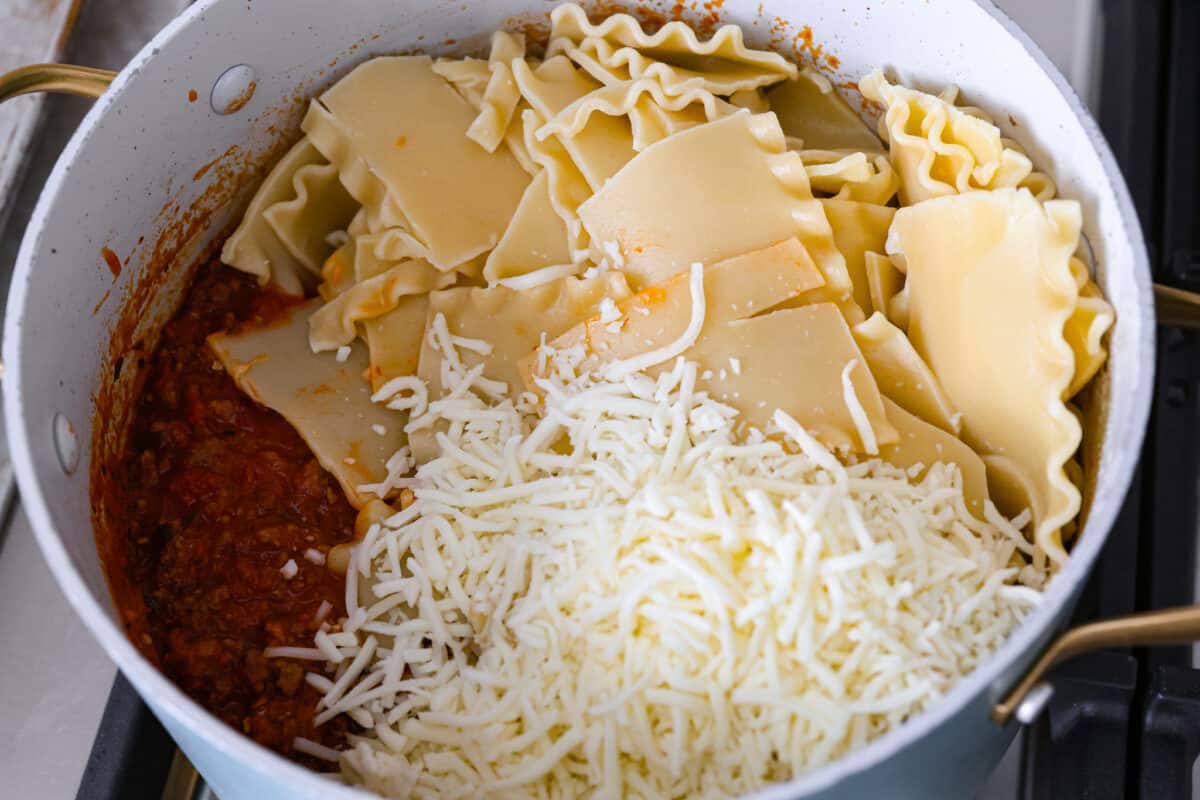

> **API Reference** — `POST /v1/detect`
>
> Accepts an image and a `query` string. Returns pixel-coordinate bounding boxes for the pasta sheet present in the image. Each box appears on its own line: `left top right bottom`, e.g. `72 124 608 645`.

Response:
208 301 405 508
304 56 529 270
887 188 1083 563
860 69 1053 205
222 138 357 296
578 111 850 293
411 272 633 462
529 238 895 453
548 3 796 95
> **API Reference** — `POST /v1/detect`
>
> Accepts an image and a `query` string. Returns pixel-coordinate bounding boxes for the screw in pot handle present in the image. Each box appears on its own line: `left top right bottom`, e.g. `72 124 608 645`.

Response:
0 63 116 104
994 604 1200 725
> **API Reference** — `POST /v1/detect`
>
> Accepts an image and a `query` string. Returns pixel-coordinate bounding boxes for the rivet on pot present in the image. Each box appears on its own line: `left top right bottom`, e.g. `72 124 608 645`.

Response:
210 64 258 115
1015 682 1054 725
53 413 79 475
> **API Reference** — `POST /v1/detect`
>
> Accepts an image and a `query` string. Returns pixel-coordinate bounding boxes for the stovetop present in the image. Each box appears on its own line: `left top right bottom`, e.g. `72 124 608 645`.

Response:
1 1 1195 799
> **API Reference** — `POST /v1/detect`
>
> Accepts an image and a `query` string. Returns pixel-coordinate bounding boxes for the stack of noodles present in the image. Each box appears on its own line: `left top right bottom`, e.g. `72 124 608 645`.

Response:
210 4 1115 796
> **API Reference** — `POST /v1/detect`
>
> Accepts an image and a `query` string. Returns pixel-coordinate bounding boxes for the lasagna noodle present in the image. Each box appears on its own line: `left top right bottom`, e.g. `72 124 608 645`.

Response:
536 78 738 143
801 149 900 205
514 57 637 193
438 55 536 173
520 108 593 256
801 150 873 194
879 398 989 518
729 87 771 113
262 161 358 278
547 2 797 95
207 300 404 508
701 304 897 450
412 272 634 461
626 93 713 150
864 252 906 328
767 68 882 151
222 138 357 296
483 170 573 284
318 240 357 301
367 226 436 266
308 259 453 352
432 57 490 105
305 56 529 270
1064 256 1115 398
513 55 602 119
531 239 895 452
513 56 631 251
303 101 418 240
821 199 896 314
549 238 829 349
348 227 441 392
860 69 1048 205
466 31 526 153
887 187 1082 562
935 85 1056 198
362 295 431 393
577 111 851 292
852 312 960 435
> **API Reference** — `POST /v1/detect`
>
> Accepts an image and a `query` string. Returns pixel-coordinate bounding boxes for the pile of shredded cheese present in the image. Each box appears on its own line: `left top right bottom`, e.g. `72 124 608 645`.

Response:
308 271 1048 799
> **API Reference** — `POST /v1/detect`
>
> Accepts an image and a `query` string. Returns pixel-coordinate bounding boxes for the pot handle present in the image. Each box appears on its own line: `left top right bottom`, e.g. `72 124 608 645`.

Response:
0 63 116 103
1155 283 1200 328
994 604 1200 725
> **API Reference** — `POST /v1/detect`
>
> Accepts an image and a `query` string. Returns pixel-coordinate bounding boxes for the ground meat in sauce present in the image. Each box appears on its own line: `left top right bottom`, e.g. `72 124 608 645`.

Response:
112 258 355 764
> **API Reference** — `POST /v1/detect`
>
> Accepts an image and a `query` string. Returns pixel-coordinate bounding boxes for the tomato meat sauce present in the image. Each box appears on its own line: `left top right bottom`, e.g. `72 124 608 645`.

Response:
105 257 355 764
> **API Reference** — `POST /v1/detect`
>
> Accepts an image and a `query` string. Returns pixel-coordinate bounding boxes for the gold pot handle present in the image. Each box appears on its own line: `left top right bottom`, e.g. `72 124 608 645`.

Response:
0 63 116 103
1155 283 1200 328
997 282 1200 722
994 604 1200 725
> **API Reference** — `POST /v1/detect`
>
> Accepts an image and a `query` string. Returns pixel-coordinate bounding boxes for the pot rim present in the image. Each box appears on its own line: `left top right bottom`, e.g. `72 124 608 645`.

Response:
2 0 1155 797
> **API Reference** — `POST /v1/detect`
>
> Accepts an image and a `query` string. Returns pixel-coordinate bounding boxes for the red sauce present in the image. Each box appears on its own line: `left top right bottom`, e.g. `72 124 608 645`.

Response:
101 246 122 277
109 257 354 764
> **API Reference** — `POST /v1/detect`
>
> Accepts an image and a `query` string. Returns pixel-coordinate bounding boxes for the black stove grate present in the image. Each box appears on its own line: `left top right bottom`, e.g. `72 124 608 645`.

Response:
1021 1 1200 798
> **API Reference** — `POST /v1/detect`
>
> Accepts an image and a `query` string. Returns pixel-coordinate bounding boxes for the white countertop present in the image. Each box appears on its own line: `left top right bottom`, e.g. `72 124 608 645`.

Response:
0 506 116 799
0 1 1102 797
0 0 188 798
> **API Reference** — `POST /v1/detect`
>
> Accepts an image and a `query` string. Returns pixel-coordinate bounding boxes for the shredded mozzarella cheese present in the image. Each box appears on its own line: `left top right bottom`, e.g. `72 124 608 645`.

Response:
598 297 621 324
313 320 1047 799
294 737 343 763
497 262 582 289
263 646 326 661
840 359 878 455
601 240 626 269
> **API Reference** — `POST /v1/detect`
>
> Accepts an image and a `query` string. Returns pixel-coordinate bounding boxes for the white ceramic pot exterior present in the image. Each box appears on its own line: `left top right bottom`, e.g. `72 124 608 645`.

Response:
3 1 1153 798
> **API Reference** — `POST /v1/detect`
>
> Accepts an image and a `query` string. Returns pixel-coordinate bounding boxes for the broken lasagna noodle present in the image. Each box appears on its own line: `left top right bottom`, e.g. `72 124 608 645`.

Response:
198 4 1116 796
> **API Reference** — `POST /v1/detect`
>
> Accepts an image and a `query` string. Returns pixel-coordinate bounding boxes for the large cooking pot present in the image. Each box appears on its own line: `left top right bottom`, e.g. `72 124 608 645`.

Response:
0 0 1172 797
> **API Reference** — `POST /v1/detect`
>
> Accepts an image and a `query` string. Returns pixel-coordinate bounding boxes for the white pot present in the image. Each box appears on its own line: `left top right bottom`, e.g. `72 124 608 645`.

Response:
1 1 1153 798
